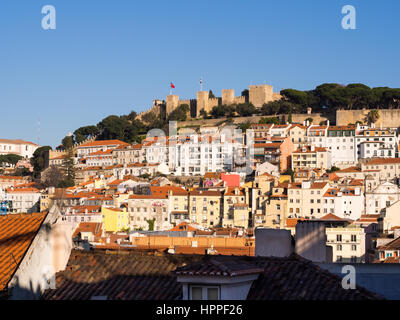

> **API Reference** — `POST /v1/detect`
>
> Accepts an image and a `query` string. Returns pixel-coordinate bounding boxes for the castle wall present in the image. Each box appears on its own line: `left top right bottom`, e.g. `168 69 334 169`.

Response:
233 96 246 104
166 95 179 116
249 84 274 108
222 89 235 105
207 97 220 113
336 109 400 127
196 91 209 115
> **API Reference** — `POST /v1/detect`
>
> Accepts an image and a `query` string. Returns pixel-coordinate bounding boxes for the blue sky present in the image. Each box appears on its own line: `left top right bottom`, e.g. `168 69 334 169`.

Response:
1 0 400 147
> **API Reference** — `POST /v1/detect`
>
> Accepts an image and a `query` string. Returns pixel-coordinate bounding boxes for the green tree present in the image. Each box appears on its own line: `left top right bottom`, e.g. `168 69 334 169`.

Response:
236 103 258 117
60 147 75 187
282 168 295 182
326 166 340 173
259 117 279 125
31 146 52 178
74 125 99 143
146 218 155 231
168 104 190 121
62 135 74 150
237 122 251 132
305 117 314 124
199 109 208 118
0 154 23 165
365 109 380 125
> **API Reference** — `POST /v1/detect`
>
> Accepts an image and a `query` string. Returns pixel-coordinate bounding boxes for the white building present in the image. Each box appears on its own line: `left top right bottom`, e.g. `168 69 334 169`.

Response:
325 125 357 165
5 187 41 213
359 141 395 159
322 187 364 221
365 181 400 215
144 133 244 176
355 128 397 161
326 226 367 263
127 194 171 231
76 140 129 158
0 139 39 159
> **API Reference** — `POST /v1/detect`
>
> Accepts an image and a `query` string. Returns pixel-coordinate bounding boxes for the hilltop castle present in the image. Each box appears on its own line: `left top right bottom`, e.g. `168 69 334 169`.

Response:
141 84 282 120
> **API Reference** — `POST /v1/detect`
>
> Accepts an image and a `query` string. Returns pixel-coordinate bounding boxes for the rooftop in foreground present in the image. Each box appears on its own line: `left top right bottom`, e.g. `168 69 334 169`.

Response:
42 249 382 300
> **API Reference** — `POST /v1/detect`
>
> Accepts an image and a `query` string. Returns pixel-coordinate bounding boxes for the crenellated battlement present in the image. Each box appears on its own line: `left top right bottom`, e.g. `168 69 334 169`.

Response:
151 83 281 120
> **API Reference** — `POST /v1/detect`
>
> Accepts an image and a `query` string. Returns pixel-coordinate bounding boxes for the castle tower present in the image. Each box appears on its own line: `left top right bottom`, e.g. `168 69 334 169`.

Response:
197 91 210 116
222 89 235 105
166 95 179 117
249 84 274 108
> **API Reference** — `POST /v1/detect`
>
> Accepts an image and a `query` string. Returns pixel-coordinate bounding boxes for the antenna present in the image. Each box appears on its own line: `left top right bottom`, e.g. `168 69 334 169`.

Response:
38 118 41 146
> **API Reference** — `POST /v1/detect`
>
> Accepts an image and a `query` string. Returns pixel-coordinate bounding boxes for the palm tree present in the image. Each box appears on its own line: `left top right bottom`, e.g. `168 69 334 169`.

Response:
365 109 380 125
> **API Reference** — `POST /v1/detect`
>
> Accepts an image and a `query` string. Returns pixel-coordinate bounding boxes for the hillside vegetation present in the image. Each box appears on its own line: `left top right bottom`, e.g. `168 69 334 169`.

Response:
63 83 400 146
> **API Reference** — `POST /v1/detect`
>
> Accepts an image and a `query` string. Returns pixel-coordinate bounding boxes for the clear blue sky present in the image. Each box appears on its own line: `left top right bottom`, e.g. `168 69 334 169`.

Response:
1 0 399 148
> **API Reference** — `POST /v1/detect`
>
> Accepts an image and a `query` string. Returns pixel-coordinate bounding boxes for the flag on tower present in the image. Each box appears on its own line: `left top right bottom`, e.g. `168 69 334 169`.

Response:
170 82 175 89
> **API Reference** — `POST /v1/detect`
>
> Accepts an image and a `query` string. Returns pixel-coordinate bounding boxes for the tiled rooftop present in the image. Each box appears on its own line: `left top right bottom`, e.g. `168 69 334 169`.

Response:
42 250 382 300
0 212 47 291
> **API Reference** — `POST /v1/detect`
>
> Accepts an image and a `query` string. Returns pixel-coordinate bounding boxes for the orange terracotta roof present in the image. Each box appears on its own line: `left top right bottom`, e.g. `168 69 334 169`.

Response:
87 149 113 156
169 222 198 232
6 187 40 193
72 222 103 239
129 194 168 200
337 166 361 173
0 212 48 290
253 143 282 148
0 176 25 181
293 146 327 153
365 158 400 165
78 140 129 148
319 213 346 221
288 182 328 189
285 218 306 228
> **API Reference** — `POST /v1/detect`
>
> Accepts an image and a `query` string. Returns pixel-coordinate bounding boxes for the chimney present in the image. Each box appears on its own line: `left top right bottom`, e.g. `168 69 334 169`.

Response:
255 228 293 257
327 120 330 126
301 181 311 189
306 120 309 126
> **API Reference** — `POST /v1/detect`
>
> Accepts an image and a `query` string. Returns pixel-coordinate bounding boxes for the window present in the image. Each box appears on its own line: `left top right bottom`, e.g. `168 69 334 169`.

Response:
351 235 357 242
190 286 220 300
337 234 342 242
351 245 357 251
337 244 342 251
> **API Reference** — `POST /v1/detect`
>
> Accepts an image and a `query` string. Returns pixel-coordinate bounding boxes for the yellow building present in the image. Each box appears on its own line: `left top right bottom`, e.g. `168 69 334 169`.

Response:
40 192 51 212
189 190 222 228
254 185 287 229
170 189 190 226
288 124 308 149
101 206 129 232
292 145 331 170
222 187 248 228
287 181 330 219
